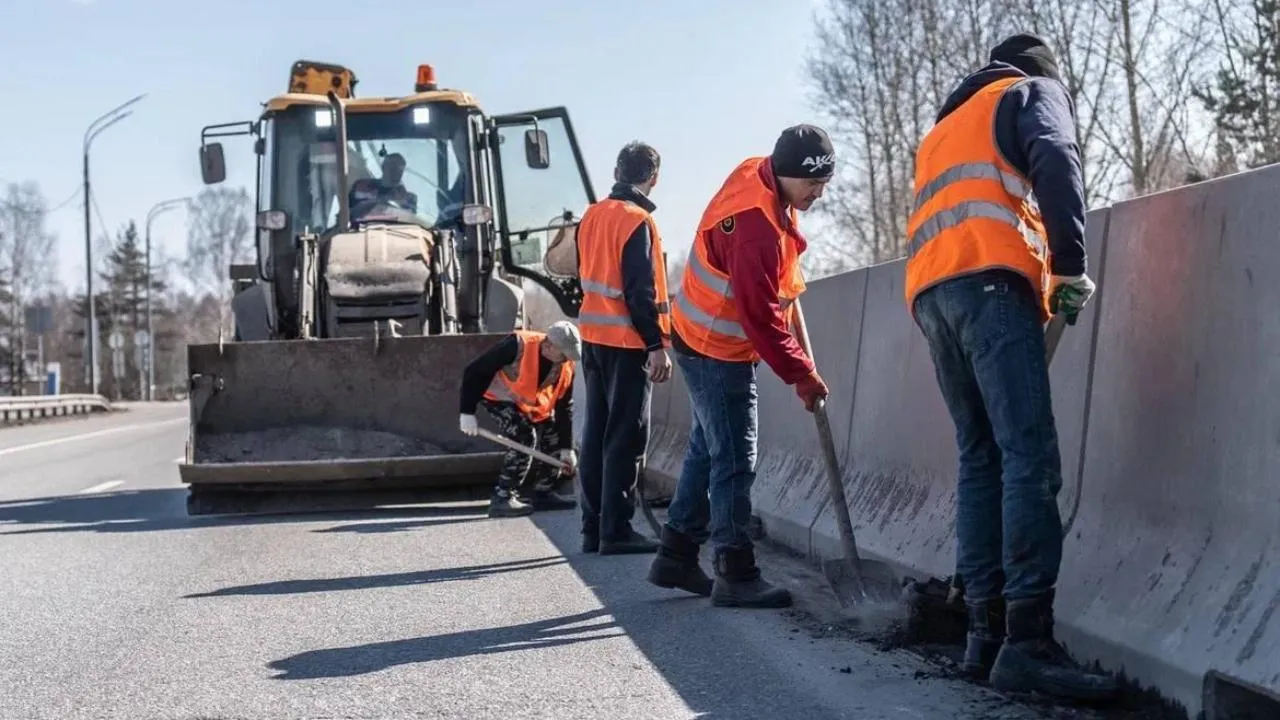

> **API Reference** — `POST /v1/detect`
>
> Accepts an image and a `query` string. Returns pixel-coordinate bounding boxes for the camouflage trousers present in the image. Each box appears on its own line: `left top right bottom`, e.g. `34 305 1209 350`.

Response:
481 399 566 496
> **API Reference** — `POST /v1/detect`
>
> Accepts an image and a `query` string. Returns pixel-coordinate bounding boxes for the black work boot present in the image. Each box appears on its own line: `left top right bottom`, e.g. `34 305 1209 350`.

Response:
710 546 792 608
646 526 712 597
521 488 577 511
599 527 659 555
963 597 1006 681
487 488 533 518
989 593 1119 700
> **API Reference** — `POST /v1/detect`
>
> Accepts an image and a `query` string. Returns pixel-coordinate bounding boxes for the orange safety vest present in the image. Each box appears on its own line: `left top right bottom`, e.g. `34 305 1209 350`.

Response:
577 198 671 349
671 157 807 363
482 330 575 422
904 76 1051 320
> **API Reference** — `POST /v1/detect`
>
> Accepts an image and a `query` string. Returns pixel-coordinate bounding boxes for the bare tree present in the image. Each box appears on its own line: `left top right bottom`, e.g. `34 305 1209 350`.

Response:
0 182 56 392
184 186 252 337
1091 0 1218 196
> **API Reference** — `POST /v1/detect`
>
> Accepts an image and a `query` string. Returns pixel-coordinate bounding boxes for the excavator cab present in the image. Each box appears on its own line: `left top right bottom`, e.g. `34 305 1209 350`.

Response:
180 61 595 515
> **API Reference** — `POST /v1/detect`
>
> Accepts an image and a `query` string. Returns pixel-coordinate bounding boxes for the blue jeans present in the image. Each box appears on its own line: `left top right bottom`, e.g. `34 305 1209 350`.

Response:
665 352 759 553
912 269 1064 603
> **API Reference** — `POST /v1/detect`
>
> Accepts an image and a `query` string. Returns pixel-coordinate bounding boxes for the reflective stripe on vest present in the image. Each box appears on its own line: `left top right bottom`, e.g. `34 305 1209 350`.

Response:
671 156 806 363
576 198 671 349
482 330 575 422
904 76 1051 320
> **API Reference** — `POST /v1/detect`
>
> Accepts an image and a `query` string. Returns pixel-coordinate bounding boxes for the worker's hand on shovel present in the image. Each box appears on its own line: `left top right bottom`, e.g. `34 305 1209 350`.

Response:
1049 274 1096 326
645 349 672 383
458 414 478 436
795 370 829 413
556 448 578 476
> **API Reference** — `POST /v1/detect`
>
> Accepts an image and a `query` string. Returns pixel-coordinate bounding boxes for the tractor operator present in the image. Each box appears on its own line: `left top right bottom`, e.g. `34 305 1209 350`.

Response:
349 152 419 222
646 125 834 608
458 321 581 519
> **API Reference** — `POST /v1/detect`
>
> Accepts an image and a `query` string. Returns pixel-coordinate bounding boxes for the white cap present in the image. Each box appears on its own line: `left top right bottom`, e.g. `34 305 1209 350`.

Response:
546 321 582 361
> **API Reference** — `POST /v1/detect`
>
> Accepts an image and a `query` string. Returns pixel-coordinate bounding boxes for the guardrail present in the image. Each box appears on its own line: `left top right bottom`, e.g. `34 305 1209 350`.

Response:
0 394 113 424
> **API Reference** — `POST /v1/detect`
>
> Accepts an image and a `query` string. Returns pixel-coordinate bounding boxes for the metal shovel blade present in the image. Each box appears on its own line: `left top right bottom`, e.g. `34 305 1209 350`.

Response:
812 400 900 608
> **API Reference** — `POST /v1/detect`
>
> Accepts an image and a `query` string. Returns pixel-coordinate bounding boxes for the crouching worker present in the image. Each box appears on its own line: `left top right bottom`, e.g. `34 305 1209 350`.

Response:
458 321 582 518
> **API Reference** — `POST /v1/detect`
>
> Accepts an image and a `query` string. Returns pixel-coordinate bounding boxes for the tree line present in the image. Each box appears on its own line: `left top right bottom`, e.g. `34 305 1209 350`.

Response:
803 0 1280 275
0 183 253 399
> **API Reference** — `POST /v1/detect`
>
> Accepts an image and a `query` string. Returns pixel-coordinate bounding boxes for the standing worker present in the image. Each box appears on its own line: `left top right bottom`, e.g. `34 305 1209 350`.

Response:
904 34 1116 700
458 322 581 519
647 126 833 608
576 141 673 555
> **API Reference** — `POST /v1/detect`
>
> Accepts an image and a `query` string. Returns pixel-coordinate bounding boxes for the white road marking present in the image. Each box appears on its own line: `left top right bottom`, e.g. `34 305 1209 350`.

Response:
79 480 124 494
0 417 187 459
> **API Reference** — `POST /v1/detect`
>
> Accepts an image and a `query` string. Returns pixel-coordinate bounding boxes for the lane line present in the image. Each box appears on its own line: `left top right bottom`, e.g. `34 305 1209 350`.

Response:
80 480 124 494
0 417 187 459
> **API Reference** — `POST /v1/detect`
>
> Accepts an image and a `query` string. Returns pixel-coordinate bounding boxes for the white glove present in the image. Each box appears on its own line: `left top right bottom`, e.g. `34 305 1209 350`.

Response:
556 448 578 475
1049 274 1096 323
459 414 478 436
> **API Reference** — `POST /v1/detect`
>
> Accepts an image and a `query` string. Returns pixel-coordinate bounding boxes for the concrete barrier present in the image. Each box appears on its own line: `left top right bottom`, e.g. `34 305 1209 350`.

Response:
1053 165 1280 717
645 163 1280 717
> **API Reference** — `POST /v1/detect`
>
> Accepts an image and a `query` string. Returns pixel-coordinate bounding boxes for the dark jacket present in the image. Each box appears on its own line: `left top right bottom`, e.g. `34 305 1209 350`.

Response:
935 62 1087 277
458 334 573 448
605 182 666 352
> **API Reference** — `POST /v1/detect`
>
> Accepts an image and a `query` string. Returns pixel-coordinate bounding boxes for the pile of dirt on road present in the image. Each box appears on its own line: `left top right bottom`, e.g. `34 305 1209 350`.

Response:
196 426 447 463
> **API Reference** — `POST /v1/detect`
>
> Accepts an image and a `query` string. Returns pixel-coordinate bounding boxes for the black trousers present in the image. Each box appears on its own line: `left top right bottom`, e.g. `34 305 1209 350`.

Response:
578 342 651 541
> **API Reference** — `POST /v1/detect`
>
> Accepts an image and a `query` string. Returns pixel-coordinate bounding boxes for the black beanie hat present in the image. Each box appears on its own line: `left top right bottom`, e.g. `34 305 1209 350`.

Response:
771 124 835 179
989 33 1062 83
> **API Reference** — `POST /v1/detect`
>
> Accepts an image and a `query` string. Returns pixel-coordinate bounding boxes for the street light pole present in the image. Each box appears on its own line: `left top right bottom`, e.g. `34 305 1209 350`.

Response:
82 93 145 395
144 197 188 401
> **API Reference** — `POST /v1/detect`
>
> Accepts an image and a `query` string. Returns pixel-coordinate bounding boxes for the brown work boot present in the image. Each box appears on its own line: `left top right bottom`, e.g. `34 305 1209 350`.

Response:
647 525 712 597
710 546 792 608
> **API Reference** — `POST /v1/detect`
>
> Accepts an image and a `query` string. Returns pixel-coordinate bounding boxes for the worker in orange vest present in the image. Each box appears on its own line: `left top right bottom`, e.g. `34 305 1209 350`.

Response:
458 322 581 518
647 126 833 608
575 141 673 555
905 34 1115 700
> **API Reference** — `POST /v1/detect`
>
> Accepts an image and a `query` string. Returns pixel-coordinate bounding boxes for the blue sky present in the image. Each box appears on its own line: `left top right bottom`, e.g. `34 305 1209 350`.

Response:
1 0 824 294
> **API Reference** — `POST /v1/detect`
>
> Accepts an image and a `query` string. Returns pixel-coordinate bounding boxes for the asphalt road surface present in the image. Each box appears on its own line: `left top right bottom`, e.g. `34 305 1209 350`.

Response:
0 403 1112 720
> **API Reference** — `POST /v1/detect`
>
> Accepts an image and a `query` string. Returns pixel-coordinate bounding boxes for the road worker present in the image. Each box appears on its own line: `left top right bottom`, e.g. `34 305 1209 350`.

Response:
458 321 580 518
904 34 1116 699
647 125 833 608
575 141 673 555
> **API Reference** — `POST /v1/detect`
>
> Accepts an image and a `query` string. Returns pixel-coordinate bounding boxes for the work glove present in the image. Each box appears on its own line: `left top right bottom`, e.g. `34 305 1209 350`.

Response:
458 414 478 436
556 448 578 476
1049 274 1096 325
794 370 829 413
645 349 673 383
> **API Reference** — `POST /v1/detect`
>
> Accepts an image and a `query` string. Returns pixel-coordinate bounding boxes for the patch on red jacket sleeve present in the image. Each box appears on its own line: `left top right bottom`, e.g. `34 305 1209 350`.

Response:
719 216 735 234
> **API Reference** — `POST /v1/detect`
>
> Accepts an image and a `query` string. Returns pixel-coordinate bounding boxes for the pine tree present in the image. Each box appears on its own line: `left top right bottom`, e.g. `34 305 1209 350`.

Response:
1196 0 1280 170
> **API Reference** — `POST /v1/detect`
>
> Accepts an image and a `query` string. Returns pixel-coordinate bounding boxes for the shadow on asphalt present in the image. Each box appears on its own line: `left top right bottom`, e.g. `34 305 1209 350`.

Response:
266 608 622 680
184 556 567 598
0 488 490 535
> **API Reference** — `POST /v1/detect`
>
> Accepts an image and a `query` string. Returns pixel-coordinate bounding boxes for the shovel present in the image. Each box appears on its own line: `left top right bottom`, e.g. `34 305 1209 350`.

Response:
791 301 899 607
476 427 573 475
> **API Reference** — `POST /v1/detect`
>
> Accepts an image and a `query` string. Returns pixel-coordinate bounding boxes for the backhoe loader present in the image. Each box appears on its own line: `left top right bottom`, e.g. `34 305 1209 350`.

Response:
179 60 592 515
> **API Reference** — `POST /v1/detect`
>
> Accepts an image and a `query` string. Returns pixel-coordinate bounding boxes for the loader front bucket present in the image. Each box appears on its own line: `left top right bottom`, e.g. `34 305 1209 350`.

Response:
178 332 512 515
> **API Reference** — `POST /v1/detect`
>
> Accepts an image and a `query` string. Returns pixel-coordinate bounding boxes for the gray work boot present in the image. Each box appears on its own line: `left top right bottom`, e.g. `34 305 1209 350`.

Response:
487 489 534 518
963 597 1005 681
989 593 1119 700
710 546 792 608
647 526 712 597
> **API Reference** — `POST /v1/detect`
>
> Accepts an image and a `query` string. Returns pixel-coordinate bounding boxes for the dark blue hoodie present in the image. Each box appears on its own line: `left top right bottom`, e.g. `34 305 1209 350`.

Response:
934 61 1087 277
